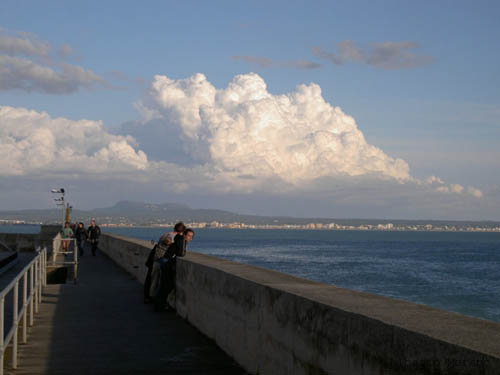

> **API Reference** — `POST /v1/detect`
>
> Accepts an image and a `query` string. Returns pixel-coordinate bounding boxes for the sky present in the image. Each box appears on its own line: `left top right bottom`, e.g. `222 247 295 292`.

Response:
0 0 499 220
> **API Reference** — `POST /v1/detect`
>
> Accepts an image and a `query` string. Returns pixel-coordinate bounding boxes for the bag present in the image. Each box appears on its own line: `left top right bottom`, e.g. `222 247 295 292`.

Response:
145 242 169 268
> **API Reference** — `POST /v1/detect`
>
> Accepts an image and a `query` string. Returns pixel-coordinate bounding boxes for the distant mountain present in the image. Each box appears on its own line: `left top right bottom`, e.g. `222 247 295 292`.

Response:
1 200 499 227
0 200 267 225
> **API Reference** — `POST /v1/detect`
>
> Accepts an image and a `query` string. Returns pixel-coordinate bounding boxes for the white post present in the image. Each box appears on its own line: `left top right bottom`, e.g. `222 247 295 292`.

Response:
0 297 4 375
74 239 78 283
37 256 42 304
34 261 39 313
43 249 47 287
12 281 18 369
22 273 27 344
29 265 33 327
52 237 57 265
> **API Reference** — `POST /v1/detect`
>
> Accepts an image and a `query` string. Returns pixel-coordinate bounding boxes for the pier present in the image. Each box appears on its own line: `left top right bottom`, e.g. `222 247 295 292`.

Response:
5 250 244 375
0 226 499 374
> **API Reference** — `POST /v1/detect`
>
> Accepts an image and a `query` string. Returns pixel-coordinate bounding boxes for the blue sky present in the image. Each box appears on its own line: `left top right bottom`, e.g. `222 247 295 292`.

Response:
0 1 499 219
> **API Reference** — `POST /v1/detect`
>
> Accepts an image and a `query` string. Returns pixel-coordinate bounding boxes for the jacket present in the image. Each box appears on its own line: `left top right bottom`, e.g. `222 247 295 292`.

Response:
163 234 186 260
87 225 101 241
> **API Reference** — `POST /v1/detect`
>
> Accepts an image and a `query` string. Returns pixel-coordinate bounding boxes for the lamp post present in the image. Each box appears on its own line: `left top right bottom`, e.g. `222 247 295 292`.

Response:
51 188 65 228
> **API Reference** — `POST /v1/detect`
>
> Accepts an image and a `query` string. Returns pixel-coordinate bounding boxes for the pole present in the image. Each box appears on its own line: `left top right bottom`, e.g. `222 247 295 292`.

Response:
12 281 18 369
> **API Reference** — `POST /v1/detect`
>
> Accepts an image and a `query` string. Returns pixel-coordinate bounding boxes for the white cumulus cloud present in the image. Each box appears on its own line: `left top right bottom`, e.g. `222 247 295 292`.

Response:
0 106 148 176
137 72 411 187
130 72 482 199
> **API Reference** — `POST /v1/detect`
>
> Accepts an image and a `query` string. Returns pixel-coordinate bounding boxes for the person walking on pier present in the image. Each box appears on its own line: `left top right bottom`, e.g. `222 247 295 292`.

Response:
75 222 87 256
61 221 73 253
87 219 101 256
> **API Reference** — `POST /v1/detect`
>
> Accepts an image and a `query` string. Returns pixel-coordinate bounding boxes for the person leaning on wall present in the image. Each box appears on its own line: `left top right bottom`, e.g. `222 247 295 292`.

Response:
144 222 186 304
153 228 194 312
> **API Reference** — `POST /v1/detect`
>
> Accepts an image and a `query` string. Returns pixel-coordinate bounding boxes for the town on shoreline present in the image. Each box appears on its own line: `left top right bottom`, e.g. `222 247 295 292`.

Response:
107 221 500 232
3 219 499 233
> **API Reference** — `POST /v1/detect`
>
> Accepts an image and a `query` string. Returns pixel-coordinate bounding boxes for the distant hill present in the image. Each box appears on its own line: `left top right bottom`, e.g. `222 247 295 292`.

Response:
1 200 499 228
0 200 271 225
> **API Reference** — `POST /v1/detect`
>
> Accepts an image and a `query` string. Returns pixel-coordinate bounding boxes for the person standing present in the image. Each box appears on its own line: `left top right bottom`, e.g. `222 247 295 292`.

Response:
158 222 186 248
75 222 87 257
144 222 186 303
61 222 73 253
154 228 194 311
87 219 101 256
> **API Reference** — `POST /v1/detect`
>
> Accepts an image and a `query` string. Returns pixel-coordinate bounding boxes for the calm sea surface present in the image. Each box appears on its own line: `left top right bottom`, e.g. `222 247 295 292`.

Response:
2 225 499 322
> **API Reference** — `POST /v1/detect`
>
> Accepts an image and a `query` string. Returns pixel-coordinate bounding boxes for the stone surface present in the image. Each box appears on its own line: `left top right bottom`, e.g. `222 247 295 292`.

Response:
98 233 500 375
5 248 246 375
176 251 500 375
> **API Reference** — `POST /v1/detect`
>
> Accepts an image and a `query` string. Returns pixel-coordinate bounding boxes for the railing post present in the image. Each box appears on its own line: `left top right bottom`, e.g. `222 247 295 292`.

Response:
29 265 33 327
52 237 57 265
0 296 4 375
37 256 42 304
43 248 47 287
22 273 27 344
34 261 39 313
0 249 47 374
74 239 78 283
12 281 18 369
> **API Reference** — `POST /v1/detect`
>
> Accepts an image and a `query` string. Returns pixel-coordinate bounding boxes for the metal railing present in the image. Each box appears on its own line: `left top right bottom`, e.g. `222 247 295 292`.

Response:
0 247 47 375
52 234 78 283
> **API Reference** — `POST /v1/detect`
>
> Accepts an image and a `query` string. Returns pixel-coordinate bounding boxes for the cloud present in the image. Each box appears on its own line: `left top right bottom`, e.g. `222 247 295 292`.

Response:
131 72 480 198
313 40 433 70
232 55 273 68
232 55 321 70
0 106 148 176
0 29 106 94
137 72 410 185
1 73 485 219
0 33 50 58
424 176 482 198
0 55 105 94
57 43 81 60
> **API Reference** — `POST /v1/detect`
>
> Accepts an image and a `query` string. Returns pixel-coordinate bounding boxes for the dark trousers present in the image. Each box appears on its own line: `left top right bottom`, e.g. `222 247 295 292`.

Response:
154 259 176 311
144 267 152 300
90 240 98 256
77 239 84 256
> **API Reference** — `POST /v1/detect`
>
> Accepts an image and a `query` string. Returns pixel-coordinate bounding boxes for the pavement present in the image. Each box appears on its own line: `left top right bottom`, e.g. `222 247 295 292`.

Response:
6 249 247 374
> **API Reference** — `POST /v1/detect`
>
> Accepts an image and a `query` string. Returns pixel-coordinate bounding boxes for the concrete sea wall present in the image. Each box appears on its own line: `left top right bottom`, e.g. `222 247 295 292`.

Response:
99 233 500 375
0 225 61 251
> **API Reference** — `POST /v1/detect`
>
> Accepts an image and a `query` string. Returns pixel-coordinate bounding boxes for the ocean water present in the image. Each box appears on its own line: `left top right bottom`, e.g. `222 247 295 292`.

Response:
2 224 499 322
102 227 500 323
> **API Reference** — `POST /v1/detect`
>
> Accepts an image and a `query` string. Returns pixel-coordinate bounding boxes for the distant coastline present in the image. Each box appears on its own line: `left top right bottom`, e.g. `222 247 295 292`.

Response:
1 200 499 233
99 222 500 232
2 221 499 233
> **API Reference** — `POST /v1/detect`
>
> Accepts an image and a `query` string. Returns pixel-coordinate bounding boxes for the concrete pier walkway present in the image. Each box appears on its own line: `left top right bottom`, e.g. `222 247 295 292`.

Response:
7 251 246 374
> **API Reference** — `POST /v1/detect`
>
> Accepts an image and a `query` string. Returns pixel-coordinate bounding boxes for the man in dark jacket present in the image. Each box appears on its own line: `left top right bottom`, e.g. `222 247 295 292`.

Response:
87 219 101 256
154 228 194 312
75 222 87 256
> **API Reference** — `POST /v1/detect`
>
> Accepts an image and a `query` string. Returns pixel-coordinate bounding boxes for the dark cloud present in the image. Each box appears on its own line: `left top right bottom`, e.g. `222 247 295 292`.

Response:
0 55 106 94
0 29 107 94
313 40 433 70
232 55 321 70
0 33 50 57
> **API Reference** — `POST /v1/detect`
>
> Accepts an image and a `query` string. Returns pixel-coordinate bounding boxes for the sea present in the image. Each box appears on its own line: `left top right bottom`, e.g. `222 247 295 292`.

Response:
2 224 500 323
